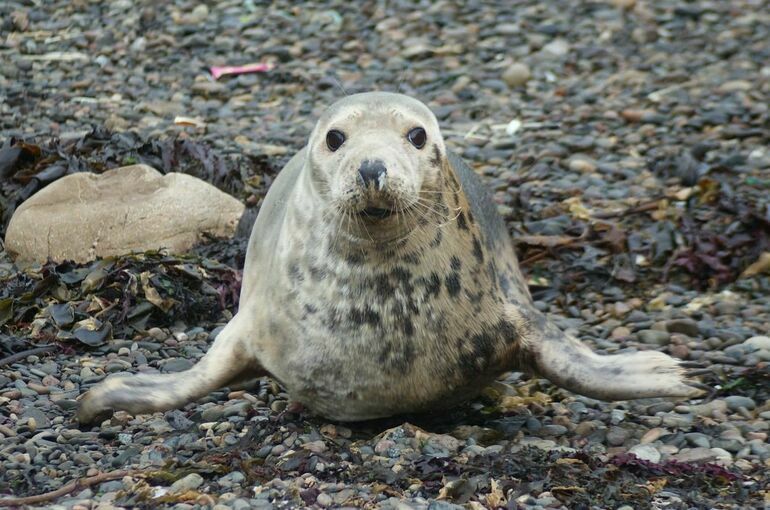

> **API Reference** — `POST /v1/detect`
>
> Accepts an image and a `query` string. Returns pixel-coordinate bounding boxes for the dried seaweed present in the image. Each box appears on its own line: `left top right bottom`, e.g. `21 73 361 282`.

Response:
0 251 242 349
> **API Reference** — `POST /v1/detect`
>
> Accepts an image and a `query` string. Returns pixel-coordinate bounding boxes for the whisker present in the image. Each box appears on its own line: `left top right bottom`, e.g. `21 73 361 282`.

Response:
396 68 410 94
418 188 463 195
411 200 462 229
412 199 454 218
329 74 349 97
409 204 447 230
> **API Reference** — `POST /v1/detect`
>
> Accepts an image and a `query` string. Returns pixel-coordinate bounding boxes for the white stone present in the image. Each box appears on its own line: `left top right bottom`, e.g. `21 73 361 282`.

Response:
629 444 661 463
744 336 770 351
675 447 717 463
542 38 570 57
5 164 244 264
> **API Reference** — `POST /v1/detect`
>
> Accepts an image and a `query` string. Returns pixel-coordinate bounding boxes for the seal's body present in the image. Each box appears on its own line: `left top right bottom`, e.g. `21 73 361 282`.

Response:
249 149 526 420
78 93 704 424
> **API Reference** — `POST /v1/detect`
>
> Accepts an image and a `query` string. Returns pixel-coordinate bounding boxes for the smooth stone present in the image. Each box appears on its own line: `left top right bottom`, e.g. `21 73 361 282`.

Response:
5 164 244 264
502 62 531 88
541 424 567 436
169 473 204 493
724 396 756 411
200 406 225 422
21 408 51 429
542 38 569 57
637 330 671 346
710 447 733 464
610 409 626 425
684 433 711 448
647 402 675 414
640 428 665 444
744 336 770 351
723 344 747 359
567 155 598 173
629 444 661 463
663 319 699 337
427 501 465 510
714 301 741 315
674 447 717 463
607 426 629 446
219 471 245 485
661 414 693 428
316 493 333 507
161 359 194 373
518 437 557 451
231 499 252 510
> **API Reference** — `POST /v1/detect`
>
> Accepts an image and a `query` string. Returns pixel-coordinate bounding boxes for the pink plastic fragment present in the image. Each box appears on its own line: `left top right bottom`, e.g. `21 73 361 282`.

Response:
209 62 274 80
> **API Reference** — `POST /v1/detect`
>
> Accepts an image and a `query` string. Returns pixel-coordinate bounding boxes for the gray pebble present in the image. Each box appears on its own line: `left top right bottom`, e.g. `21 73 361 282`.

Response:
664 319 700 337
428 501 465 510
684 433 711 448
541 424 567 436
661 414 694 428
231 501 252 510
606 427 629 446
162 359 194 373
316 493 333 507
725 395 756 411
637 329 671 346
201 405 225 422
610 409 626 425
675 447 718 463
170 473 204 493
219 471 245 486
21 408 51 429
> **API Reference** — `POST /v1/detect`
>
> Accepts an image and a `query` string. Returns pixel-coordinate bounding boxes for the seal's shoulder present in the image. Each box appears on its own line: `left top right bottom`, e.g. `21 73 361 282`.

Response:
242 147 307 270
447 151 509 248
255 147 306 223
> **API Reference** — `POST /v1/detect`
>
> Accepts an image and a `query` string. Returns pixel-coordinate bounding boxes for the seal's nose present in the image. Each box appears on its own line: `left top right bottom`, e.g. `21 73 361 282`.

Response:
358 160 387 190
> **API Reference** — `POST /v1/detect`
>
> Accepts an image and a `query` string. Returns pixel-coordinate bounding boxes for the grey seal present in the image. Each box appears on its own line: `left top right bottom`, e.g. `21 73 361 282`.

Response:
78 92 705 423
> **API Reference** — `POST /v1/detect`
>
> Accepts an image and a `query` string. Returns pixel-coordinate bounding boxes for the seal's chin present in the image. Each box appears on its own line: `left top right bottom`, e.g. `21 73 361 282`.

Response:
359 207 394 220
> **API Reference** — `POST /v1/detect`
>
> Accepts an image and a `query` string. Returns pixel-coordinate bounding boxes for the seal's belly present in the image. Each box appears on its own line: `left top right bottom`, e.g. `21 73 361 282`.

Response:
278 327 498 421
262 268 511 421
257 195 520 421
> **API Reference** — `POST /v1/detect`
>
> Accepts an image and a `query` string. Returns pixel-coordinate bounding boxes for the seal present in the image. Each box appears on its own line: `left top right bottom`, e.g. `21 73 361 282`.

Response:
78 92 705 424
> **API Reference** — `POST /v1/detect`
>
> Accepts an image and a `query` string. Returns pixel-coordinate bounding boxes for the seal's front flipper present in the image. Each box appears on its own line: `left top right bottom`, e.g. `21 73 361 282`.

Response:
504 304 706 401
77 321 265 425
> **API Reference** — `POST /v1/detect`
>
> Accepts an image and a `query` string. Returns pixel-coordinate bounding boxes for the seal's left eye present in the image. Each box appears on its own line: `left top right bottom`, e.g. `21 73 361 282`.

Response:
326 130 345 152
407 127 427 149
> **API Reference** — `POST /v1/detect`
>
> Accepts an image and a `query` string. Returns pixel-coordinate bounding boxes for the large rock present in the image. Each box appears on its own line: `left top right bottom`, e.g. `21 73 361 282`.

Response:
5 164 244 264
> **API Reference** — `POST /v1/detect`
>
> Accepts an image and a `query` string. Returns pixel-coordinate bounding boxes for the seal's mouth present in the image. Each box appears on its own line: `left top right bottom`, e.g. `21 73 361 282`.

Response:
359 207 394 219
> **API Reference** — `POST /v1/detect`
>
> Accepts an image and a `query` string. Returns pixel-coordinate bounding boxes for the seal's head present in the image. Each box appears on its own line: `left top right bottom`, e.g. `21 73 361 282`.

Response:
306 92 447 230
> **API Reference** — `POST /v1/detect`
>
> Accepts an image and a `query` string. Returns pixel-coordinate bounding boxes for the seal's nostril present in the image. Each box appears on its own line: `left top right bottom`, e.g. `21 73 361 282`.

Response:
358 159 387 190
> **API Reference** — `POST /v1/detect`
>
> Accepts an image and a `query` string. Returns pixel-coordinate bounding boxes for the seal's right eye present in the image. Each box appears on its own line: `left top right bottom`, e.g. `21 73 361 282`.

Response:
326 130 346 152
407 127 427 149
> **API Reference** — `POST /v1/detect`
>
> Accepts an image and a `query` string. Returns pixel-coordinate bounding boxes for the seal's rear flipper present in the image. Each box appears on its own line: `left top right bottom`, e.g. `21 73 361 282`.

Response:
77 322 265 425
505 305 707 401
